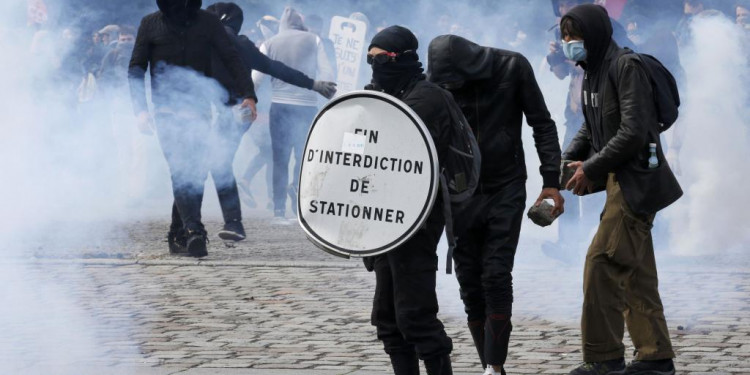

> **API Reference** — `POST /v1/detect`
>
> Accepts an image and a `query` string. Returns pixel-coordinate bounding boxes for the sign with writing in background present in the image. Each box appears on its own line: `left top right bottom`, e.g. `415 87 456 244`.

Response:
328 16 367 95
298 90 439 258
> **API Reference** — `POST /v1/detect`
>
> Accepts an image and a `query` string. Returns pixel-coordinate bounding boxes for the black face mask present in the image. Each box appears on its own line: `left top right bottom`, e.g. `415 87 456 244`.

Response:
370 52 423 95
163 0 194 25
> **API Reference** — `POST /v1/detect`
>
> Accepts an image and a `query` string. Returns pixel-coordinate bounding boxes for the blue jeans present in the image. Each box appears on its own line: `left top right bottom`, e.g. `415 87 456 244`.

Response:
269 103 317 216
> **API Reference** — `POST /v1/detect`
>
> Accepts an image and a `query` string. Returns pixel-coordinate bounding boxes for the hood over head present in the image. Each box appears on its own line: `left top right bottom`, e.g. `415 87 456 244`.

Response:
206 2 243 35
427 34 493 85
561 4 613 71
551 0 593 17
279 7 307 32
367 25 424 95
157 0 202 24
368 25 418 53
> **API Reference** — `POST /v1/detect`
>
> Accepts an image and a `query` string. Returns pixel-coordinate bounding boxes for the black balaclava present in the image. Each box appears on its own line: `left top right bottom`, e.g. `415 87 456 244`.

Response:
561 4 613 72
368 25 424 95
206 2 244 35
157 0 202 25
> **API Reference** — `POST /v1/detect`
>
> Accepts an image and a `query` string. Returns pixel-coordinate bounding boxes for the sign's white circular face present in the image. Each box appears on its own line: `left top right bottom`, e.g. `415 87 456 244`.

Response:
298 90 439 258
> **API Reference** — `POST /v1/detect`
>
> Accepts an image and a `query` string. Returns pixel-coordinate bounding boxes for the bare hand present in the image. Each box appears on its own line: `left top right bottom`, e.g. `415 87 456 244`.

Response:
136 111 154 135
240 98 258 122
535 187 565 217
565 161 594 196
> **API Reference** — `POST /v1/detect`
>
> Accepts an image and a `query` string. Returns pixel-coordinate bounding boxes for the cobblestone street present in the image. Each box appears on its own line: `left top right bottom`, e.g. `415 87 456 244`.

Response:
2 218 749 375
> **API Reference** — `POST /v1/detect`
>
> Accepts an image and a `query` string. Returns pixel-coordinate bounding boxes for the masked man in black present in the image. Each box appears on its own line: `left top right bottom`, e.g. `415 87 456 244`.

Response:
363 25 457 375
129 0 256 257
428 35 564 375
185 2 336 242
561 4 681 375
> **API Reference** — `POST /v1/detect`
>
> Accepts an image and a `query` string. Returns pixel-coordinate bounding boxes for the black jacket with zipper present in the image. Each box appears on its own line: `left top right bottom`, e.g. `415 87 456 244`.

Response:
428 35 562 192
563 4 682 216
128 0 254 114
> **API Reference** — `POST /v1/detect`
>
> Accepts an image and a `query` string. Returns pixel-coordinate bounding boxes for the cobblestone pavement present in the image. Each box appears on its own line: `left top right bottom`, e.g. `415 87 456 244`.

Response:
2 217 749 375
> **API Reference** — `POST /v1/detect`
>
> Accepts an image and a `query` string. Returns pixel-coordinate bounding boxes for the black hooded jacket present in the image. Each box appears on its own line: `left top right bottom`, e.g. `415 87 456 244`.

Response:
562 4 682 215
206 2 314 105
428 35 561 191
128 0 254 113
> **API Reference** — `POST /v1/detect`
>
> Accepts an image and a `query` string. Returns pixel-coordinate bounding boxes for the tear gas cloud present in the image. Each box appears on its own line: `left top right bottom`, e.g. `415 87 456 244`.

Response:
0 0 747 367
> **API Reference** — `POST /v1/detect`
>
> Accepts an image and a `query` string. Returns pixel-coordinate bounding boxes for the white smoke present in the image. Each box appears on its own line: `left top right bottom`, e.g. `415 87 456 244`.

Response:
665 14 750 257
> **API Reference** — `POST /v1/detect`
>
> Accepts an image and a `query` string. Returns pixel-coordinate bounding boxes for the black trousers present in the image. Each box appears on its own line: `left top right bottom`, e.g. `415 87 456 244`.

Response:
269 103 317 216
370 206 453 360
169 106 250 229
155 113 210 233
452 181 526 366
209 105 251 223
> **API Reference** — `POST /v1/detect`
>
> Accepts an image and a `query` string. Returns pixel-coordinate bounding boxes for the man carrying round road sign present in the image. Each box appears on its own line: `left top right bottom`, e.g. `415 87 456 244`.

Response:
298 25 472 375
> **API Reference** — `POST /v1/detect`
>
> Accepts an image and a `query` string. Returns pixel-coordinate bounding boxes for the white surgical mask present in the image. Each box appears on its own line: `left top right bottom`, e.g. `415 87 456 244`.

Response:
562 40 587 62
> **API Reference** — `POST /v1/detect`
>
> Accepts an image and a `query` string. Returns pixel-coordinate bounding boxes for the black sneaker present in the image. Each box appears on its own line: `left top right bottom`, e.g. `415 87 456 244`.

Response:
167 230 187 254
218 219 246 241
568 358 625 375
186 229 208 258
616 359 675 375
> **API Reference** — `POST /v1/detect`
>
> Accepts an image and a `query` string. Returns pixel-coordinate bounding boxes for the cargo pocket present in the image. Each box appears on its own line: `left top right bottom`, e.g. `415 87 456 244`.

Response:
605 209 653 268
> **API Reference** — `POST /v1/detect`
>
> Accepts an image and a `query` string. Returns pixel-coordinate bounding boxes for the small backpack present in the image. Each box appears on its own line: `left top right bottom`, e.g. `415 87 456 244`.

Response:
437 89 481 274
608 48 681 132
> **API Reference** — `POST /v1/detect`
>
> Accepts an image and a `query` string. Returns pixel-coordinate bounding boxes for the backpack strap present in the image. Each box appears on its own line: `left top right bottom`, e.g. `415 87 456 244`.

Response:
607 48 635 90
440 172 455 275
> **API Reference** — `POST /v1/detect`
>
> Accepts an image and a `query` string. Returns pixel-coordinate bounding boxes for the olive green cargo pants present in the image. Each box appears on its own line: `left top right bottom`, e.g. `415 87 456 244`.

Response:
581 174 676 362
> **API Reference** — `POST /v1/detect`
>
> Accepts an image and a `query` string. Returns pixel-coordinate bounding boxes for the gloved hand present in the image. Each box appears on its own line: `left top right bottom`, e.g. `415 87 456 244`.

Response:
312 80 337 99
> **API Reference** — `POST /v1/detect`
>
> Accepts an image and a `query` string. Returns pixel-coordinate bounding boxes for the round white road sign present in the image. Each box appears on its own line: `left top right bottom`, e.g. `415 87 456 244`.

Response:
297 90 439 258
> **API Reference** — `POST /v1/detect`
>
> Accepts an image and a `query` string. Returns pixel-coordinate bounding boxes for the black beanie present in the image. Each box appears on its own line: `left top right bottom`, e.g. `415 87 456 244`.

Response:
368 25 419 53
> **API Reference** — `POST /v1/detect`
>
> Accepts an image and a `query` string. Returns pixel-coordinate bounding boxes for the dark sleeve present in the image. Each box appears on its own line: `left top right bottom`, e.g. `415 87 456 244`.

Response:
517 55 562 189
241 37 314 90
563 121 592 161
583 58 653 180
210 18 256 101
128 16 151 115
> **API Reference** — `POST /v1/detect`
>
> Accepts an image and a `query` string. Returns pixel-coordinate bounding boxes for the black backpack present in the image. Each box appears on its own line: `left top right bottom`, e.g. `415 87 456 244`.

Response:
436 89 481 274
608 48 681 132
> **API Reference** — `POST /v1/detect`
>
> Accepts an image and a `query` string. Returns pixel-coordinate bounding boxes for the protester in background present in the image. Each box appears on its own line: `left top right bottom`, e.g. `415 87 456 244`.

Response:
363 25 454 375
99 25 135 92
676 0 726 48
205 2 336 240
98 24 120 51
428 34 563 375
252 6 334 224
128 0 257 257
560 5 682 374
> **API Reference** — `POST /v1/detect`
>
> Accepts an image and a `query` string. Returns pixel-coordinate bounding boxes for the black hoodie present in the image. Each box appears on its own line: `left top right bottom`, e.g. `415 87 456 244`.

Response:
428 35 561 190
128 0 253 114
562 4 682 215
206 2 314 105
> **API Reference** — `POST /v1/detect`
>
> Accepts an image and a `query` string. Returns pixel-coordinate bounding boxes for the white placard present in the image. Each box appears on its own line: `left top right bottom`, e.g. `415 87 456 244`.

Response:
298 90 439 258
328 16 367 95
